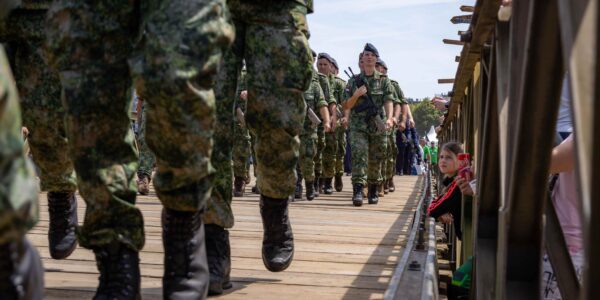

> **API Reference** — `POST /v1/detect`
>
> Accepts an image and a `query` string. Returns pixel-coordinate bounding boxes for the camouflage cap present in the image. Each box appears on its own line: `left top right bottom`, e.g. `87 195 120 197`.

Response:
376 58 388 70
363 43 380 57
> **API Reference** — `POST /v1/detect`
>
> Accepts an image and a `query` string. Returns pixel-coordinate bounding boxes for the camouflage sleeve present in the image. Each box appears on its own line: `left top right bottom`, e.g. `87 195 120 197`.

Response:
318 73 336 105
393 81 407 104
383 77 395 103
315 80 327 108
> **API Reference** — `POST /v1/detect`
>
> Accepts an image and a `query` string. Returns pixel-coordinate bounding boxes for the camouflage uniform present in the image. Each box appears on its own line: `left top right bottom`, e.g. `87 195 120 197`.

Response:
0 45 39 245
232 69 251 182
210 0 313 203
331 75 347 177
0 1 77 195
313 73 333 183
299 72 327 182
319 73 336 179
386 79 406 180
343 70 395 185
136 101 156 180
44 0 234 251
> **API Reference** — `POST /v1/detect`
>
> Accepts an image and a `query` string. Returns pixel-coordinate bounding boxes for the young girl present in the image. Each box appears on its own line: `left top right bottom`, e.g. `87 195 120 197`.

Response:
427 142 464 240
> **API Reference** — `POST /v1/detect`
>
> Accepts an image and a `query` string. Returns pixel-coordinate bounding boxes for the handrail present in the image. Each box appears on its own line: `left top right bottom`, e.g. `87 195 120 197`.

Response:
384 170 438 300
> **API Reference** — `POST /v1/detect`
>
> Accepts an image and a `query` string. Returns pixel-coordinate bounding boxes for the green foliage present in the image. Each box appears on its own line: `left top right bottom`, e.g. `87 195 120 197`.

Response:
409 97 442 136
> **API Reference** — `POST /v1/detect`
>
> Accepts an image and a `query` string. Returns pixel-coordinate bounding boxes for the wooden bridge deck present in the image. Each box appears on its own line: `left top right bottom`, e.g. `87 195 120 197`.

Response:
30 175 421 300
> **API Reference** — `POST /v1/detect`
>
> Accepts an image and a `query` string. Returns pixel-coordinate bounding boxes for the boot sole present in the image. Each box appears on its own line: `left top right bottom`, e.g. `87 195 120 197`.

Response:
49 240 78 260
262 250 294 272
352 200 363 207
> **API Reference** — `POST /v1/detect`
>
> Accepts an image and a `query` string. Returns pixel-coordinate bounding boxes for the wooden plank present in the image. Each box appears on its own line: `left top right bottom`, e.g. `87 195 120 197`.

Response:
30 175 421 299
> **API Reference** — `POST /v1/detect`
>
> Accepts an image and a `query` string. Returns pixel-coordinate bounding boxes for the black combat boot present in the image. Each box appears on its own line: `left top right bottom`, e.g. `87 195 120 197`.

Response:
92 242 140 300
47 191 78 259
305 180 315 201
205 224 232 296
334 175 343 192
294 175 303 199
233 176 246 197
260 196 294 272
352 184 364 207
252 185 260 194
383 180 389 194
388 178 396 192
323 178 334 194
0 239 44 300
368 184 379 205
162 208 209 299
137 174 150 195
313 176 320 197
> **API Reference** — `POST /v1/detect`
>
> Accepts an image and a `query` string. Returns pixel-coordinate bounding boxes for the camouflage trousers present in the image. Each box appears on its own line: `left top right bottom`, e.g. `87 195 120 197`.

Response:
314 126 325 177
2 10 77 194
335 126 346 176
232 123 251 180
299 133 318 182
322 130 336 178
45 0 234 250
0 46 39 244
204 0 312 230
385 130 398 180
136 103 155 179
349 128 387 185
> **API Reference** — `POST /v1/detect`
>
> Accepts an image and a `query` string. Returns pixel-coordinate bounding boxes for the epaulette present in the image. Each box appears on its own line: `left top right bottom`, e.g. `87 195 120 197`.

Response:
391 79 398 84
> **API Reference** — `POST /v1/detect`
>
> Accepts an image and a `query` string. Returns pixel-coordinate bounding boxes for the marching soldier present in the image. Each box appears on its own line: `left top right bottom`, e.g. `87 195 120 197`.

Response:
342 43 395 206
233 68 251 197
205 0 314 295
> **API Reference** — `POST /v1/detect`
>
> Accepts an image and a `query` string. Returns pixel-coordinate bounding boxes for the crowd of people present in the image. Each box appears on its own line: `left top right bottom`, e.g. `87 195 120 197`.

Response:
134 43 428 207
426 73 581 300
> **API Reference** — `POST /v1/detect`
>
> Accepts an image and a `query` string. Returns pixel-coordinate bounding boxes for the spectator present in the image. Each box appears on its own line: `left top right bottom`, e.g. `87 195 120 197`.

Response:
427 142 464 240
542 134 583 299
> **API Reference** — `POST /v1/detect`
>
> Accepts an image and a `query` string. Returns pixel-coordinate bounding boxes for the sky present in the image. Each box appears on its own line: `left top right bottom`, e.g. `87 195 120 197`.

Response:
307 0 473 99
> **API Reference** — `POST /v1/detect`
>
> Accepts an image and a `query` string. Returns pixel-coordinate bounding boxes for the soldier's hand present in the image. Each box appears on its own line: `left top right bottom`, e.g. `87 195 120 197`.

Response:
385 118 395 131
324 122 332 133
21 127 29 138
353 86 367 98
331 118 338 131
340 117 349 128
409 119 415 128
398 122 406 131
240 90 248 101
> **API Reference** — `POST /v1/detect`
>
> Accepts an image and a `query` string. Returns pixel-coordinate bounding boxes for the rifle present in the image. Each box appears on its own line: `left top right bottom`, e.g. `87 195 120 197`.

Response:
307 107 321 128
344 67 386 132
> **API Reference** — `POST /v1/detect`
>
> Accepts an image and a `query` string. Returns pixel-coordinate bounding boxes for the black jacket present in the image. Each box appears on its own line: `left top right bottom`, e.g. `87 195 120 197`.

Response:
428 176 463 240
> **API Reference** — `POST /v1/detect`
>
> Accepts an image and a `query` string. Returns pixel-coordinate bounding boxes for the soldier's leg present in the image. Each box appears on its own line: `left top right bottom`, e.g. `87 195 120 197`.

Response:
0 46 43 298
233 124 251 197
322 131 337 194
379 131 388 197
314 126 325 195
135 0 234 297
203 18 243 294
242 2 312 272
387 131 398 192
334 126 346 191
136 103 155 195
367 132 387 204
46 2 150 297
7 11 79 259
299 135 317 200
250 131 259 193
350 129 368 206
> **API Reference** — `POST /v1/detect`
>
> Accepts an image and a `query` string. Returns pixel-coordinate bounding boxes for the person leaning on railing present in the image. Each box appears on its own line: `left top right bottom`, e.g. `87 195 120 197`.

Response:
426 142 466 240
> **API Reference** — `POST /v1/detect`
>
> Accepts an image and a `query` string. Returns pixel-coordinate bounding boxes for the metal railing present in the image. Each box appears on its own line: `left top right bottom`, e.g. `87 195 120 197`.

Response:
384 170 439 300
